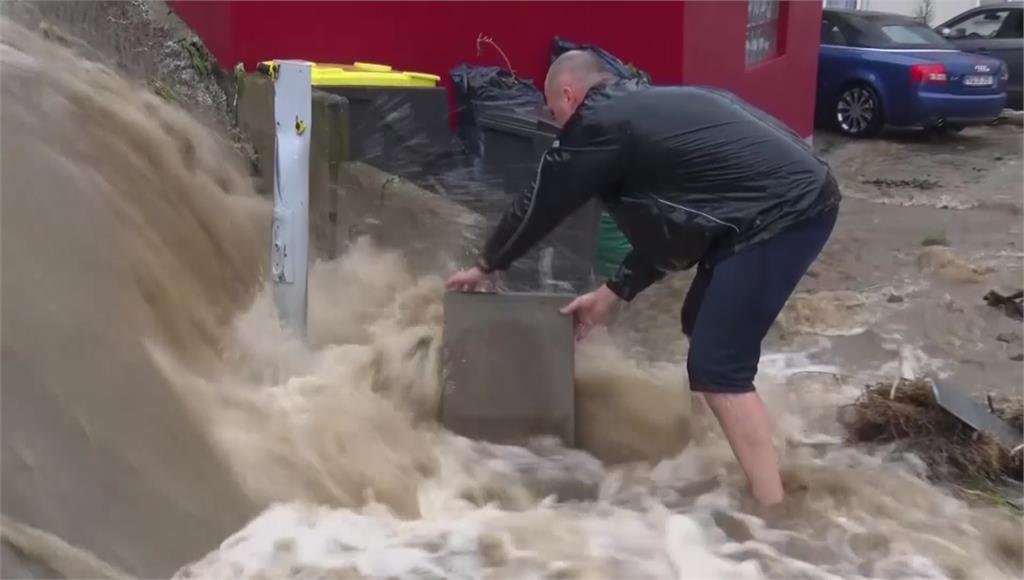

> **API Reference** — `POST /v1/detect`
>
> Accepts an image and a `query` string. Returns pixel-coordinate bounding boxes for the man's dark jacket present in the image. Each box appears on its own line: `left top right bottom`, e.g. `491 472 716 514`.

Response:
476 79 842 301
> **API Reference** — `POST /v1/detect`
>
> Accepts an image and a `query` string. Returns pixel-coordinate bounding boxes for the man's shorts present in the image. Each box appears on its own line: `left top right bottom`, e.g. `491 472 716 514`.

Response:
681 206 838 394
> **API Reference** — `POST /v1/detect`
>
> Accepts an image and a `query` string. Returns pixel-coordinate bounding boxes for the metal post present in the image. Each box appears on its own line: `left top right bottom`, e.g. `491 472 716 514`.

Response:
269 60 312 338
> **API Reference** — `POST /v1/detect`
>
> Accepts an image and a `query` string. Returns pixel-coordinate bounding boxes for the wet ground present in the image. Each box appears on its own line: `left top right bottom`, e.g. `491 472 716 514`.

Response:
811 124 1022 397
617 123 1023 399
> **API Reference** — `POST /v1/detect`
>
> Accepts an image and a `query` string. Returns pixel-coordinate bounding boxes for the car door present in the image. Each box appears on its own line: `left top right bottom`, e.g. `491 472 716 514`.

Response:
993 9 1023 107
941 6 1024 106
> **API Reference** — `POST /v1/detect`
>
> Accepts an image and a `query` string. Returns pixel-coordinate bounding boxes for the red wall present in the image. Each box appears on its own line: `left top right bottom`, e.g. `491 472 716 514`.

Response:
170 1 820 136
173 1 233 69
171 1 685 87
682 1 821 136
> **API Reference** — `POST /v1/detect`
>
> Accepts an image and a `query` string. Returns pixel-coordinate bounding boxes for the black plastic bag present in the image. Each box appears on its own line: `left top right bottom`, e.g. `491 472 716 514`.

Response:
450 64 545 157
549 37 651 84
450 65 543 107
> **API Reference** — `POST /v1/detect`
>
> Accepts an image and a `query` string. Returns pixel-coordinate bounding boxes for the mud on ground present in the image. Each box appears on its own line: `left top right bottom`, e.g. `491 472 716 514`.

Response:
811 126 1023 399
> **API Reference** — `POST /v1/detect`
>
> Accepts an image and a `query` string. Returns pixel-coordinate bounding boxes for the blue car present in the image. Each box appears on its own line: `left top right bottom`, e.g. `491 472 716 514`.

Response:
818 9 1008 137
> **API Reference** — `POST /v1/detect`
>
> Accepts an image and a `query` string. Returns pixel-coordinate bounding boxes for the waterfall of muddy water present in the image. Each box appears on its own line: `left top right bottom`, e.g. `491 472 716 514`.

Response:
2 18 1021 580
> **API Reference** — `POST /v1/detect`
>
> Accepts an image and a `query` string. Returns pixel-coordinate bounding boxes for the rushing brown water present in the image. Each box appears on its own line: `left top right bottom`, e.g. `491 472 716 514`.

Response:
1 17 1021 580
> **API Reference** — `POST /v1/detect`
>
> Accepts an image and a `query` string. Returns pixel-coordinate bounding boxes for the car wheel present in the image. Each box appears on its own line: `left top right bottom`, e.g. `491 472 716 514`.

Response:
834 84 882 138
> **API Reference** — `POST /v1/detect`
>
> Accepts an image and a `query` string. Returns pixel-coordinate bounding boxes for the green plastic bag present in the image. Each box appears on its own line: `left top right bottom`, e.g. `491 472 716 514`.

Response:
595 211 632 279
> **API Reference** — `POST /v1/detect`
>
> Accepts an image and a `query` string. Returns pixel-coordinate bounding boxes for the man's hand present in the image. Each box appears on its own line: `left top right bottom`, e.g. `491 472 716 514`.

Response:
560 284 622 341
445 266 496 292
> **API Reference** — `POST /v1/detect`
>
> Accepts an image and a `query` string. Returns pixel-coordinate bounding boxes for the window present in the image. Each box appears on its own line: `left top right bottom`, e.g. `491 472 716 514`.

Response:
995 10 1022 39
747 0 780 66
821 17 848 45
879 24 947 45
947 9 1011 39
823 0 858 9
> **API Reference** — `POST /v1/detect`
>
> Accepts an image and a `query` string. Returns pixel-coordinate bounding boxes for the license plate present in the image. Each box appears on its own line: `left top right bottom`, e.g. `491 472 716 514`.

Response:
963 74 994 87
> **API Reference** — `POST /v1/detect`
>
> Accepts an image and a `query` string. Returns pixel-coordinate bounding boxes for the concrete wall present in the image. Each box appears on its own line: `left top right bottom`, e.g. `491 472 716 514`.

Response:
681 0 824 137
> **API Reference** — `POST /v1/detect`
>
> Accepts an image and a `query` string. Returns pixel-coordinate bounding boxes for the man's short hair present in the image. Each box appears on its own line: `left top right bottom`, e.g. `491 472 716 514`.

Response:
546 50 611 92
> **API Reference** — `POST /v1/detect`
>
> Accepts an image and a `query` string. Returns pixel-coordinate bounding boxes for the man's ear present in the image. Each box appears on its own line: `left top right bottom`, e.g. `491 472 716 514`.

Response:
562 85 574 104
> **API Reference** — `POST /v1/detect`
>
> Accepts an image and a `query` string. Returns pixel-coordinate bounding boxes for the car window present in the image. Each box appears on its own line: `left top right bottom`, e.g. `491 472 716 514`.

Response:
821 18 847 45
827 12 869 46
948 9 1011 39
995 9 1023 39
879 24 950 46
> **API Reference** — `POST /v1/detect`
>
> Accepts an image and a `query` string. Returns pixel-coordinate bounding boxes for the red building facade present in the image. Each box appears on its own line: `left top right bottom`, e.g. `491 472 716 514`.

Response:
170 0 822 137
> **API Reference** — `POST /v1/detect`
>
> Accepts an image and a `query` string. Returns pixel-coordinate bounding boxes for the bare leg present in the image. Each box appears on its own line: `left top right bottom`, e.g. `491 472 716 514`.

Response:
701 390 784 506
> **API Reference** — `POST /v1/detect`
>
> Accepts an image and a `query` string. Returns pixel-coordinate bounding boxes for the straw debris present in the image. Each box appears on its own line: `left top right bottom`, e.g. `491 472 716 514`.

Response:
838 379 1023 483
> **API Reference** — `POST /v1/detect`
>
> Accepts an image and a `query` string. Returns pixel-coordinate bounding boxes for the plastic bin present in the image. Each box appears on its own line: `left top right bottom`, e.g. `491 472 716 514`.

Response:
450 64 545 159
311 62 441 88
278 61 451 180
478 109 559 195
476 108 600 293
259 61 442 88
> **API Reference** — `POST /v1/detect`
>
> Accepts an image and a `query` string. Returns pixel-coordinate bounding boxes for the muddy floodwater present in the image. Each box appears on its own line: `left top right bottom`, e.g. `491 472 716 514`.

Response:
1 9 1022 580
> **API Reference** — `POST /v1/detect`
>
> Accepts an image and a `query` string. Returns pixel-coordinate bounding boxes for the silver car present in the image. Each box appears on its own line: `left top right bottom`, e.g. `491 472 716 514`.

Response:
937 2 1023 110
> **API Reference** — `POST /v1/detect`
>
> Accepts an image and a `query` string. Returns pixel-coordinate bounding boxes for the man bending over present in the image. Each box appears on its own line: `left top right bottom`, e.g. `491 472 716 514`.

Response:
447 50 841 506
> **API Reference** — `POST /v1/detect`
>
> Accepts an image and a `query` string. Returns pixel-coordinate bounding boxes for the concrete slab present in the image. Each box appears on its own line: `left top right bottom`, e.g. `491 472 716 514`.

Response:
440 291 575 445
930 377 1021 449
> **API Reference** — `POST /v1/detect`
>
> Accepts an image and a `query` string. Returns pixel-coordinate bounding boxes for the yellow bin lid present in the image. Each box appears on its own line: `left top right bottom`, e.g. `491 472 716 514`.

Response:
260 60 440 88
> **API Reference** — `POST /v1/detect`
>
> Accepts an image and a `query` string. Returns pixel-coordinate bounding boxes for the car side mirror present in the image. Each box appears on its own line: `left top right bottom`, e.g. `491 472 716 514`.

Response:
938 27 953 37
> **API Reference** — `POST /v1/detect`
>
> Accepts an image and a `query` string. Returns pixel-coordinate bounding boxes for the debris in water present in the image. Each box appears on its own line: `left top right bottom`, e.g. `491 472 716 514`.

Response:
988 395 1024 430
921 232 949 247
861 177 941 190
777 290 877 336
842 189 981 210
983 289 1024 321
996 332 1022 344
838 379 1023 483
996 109 1024 128
918 246 991 283
932 378 1021 448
